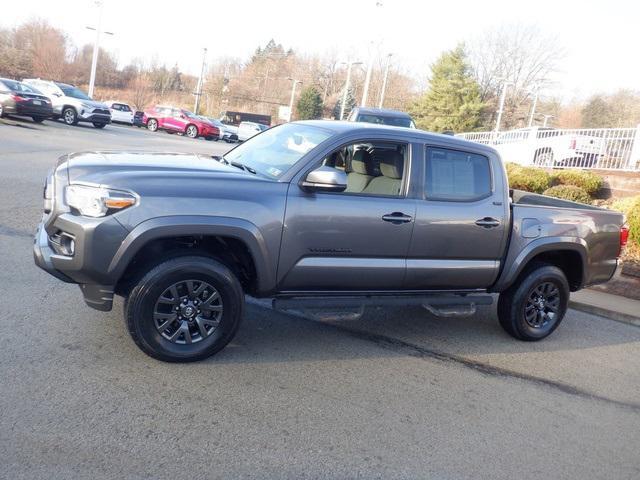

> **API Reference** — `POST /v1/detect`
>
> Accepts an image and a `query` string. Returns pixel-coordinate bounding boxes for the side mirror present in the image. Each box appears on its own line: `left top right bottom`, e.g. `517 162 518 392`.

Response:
301 166 347 192
53 92 62 97
180 114 186 119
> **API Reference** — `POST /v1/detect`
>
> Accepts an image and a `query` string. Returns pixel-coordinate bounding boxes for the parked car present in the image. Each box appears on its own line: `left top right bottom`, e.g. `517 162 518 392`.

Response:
21 79 111 128
492 127 606 168
34 121 627 362
207 117 239 142
220 110 271 127
133 110 145 128
0 78 53 123
143 106 219 140
238 121 268 141
347 107 416 128
104 101 134 124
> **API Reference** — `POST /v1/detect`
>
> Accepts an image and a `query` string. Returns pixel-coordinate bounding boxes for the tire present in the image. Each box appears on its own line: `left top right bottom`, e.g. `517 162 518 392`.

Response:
124 256 244 362
93 122 106 129
0 104 4 118
32 116 45 123
147 118 158 132
62 107 78 125
186 124 198 138
497 263 569 341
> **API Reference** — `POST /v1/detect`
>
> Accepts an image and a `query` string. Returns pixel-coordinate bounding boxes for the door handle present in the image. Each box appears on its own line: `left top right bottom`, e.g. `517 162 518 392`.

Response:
475 217 501 228
382 212 413 224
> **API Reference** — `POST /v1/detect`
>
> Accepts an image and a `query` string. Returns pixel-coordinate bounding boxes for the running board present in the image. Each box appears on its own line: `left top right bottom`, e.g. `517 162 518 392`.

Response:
273 294 493 310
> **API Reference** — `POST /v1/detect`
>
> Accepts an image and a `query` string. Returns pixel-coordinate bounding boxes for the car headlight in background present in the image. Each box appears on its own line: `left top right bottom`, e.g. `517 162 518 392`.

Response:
65 184 137 217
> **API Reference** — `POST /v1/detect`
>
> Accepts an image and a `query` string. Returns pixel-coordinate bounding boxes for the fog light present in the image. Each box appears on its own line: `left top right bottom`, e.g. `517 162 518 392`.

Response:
60 233 75 256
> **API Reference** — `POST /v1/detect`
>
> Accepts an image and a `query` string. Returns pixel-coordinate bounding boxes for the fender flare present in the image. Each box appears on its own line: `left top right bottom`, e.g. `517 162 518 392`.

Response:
492 236 588 292
108 215 276 293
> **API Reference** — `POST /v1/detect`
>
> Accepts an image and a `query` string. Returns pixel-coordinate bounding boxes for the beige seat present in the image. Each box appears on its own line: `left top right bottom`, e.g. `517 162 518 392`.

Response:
362 151 403 196
345 150 375 193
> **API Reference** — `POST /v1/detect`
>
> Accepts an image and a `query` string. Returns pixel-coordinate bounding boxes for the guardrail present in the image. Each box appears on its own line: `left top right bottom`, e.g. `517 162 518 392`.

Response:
456 126 640 171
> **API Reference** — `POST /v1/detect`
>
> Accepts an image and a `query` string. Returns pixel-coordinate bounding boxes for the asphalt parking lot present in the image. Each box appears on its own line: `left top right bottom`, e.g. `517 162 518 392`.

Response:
1 117 640 479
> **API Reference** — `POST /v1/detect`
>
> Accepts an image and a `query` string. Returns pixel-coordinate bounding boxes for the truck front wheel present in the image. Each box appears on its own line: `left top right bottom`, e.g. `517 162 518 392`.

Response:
124 256 244 362
497 264 569 341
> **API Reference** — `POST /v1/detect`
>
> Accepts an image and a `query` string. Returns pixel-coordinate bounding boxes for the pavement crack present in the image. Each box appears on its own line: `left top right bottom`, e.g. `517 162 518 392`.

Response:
260 302 640 413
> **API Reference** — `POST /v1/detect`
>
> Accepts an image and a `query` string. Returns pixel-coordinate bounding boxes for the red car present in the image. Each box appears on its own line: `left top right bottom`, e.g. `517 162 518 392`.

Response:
143 106 219 140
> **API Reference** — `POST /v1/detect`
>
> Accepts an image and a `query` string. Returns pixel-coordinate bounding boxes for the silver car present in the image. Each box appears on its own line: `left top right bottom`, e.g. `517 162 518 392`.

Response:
22 79 111 129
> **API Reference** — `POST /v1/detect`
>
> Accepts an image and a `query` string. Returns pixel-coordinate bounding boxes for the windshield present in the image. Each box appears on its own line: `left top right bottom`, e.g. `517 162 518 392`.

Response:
59 85 92 100
357 114 414 128
2 79 40 94
223 123 332 179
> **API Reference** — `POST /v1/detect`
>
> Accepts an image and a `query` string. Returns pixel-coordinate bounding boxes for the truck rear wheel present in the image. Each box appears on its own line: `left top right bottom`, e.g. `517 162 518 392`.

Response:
124 256 244 362
497 263 569 341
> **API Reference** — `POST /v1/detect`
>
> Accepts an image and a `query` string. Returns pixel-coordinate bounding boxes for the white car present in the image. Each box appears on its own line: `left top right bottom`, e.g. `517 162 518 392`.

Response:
238 121 268 142
104 101 134 124
494 127 605 168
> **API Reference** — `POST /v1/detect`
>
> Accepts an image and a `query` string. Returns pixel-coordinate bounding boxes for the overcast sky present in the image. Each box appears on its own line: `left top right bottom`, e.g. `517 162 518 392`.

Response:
2 0 638 101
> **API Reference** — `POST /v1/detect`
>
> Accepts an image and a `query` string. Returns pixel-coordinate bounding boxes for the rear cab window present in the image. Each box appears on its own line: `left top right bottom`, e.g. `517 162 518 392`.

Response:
424 147 492 201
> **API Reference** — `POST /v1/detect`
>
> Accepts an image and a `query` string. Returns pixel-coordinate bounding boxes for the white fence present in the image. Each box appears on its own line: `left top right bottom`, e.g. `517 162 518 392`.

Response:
456 126 640 171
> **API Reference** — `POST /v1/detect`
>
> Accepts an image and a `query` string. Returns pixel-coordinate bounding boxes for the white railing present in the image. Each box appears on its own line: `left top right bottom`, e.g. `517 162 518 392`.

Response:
456 126 640 171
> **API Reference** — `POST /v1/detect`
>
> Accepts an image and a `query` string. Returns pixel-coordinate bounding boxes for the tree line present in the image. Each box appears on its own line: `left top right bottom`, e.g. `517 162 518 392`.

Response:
1 20 638 130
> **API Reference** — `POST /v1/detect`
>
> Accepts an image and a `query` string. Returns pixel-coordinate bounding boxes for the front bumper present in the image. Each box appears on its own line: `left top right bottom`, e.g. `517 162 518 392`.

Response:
78 112 112 124
34 212 129 311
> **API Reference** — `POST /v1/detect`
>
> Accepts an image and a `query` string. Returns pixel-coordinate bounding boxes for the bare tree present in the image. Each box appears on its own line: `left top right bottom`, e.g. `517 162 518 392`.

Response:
467 24 564 129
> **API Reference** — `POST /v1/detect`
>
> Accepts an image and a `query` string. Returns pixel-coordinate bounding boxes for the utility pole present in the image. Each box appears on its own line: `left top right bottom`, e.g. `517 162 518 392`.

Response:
86 0 113 98
361 1 383 107
542 114 554 127
340 61 362 120
194 47 207 115
287 78 302 122
494 80 513 132
528 85 540 127
361 44 374 107
378 53 392 108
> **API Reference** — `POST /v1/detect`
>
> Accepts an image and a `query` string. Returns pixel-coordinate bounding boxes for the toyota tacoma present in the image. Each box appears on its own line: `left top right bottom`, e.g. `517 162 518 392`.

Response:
34 121 628 362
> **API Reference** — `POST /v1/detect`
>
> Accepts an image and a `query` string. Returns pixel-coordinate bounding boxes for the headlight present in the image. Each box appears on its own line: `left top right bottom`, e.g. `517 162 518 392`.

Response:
65 184 136 218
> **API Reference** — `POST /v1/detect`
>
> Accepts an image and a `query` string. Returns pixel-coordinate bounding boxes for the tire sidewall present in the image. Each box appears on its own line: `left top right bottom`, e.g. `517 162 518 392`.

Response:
510 266 569 340
147 118 158 131
127 257 243 362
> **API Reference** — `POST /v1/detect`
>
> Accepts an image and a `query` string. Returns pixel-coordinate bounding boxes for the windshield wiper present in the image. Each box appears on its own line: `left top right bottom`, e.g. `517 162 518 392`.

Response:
212 155 257 175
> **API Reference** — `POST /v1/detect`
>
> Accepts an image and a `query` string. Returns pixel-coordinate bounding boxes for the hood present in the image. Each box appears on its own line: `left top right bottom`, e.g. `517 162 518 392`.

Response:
62 151 254 184
69 98 109 109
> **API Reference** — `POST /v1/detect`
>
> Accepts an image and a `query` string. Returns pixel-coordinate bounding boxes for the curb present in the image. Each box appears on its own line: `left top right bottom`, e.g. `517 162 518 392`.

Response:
569 301 640 327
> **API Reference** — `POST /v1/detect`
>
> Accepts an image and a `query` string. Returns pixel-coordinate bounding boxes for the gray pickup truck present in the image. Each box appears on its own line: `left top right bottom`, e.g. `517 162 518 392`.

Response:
34 121 627 362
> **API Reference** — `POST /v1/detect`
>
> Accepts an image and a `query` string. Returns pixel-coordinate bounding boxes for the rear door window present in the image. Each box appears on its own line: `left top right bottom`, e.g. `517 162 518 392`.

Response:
425 147 492 201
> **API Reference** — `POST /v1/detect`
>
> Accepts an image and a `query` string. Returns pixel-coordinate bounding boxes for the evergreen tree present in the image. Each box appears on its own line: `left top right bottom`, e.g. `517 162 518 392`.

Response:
411 45 484 132
296 86 323 120
332 87 356 120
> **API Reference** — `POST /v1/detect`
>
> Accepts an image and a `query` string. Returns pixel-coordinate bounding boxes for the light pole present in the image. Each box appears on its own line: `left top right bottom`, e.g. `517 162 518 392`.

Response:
494 80 513 132
378 53 392 108
340 61 362 120
361 0 384 107
194 47 208 115
528 84 540 127
287 78 302 122
86 0 113 98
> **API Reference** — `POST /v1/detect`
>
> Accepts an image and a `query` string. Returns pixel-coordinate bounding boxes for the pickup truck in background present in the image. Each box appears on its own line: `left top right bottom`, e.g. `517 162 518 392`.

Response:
494 127 605 168
34 121 628 362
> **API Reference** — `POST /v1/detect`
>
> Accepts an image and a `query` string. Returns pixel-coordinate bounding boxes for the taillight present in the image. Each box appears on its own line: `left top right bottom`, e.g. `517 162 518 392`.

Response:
619 225 630 256
569 137 576 149
11 94 26 102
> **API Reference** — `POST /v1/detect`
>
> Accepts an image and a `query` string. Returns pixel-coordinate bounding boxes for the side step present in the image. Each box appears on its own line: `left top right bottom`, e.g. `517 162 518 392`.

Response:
273 294 493 310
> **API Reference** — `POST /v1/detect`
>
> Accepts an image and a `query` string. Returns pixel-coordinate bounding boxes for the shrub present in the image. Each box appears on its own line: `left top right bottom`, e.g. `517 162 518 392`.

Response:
505 163 550 194
543 185 591 204
550 170 604 197
612 195 640 248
